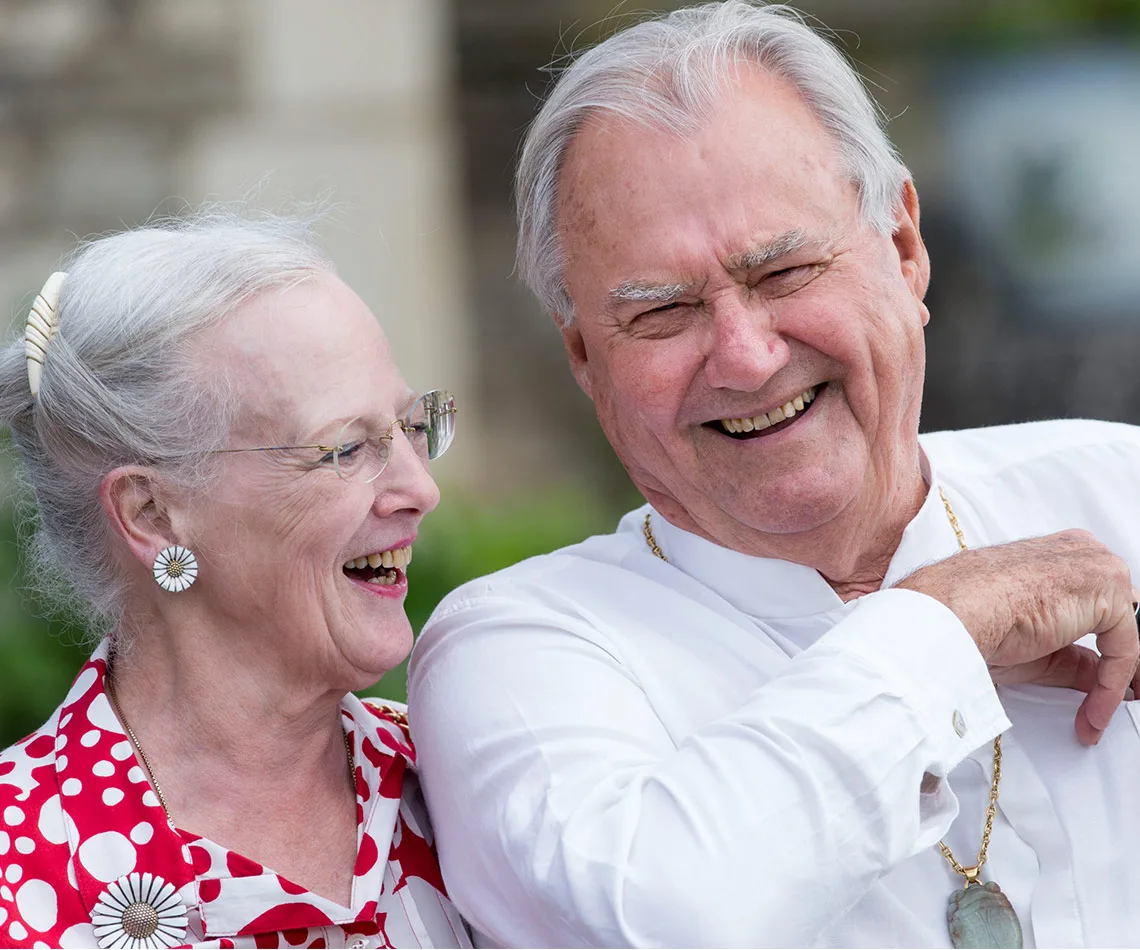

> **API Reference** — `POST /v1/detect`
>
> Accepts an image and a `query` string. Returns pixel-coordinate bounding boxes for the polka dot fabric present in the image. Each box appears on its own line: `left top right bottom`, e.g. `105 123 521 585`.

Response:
0 643 470 948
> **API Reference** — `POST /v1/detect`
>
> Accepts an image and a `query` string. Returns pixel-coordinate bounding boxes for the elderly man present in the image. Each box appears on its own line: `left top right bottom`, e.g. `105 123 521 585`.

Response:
409 2 1140 946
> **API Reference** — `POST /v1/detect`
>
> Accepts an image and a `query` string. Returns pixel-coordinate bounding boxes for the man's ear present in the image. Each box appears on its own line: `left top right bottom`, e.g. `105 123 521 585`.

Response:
892 179 932 327
99 466 179 570
559 319 593 399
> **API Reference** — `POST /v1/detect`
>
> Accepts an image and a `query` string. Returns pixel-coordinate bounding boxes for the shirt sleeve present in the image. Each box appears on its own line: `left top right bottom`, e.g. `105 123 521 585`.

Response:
408 585 1009 948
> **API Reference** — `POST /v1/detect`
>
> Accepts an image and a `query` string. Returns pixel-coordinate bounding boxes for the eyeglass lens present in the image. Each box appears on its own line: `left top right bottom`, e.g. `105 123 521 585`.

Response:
333 390 456 481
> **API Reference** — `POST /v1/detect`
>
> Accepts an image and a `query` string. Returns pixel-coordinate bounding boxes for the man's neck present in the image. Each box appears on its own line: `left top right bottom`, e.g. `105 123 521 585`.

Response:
656 456 929 600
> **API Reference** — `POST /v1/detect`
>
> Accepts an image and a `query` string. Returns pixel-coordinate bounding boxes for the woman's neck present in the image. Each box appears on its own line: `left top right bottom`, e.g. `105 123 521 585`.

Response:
106 620 360 903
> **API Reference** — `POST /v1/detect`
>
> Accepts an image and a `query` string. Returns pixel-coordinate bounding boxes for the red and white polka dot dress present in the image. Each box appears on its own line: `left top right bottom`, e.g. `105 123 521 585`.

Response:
0 644 471 948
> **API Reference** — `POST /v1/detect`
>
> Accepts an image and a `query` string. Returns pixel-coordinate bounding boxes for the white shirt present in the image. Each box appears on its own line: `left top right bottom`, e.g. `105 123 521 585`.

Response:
409 420 1140 948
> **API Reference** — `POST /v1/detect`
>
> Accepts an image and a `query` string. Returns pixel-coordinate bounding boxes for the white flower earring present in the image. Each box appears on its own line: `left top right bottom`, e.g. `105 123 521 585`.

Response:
152 545 198 592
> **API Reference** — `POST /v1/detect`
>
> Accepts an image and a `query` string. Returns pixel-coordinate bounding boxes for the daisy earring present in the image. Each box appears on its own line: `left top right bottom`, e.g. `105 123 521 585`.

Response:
152 545 198 592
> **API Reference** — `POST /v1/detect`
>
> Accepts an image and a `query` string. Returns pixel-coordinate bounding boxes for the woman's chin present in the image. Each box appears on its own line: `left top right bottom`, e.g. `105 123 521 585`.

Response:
337 618 414 688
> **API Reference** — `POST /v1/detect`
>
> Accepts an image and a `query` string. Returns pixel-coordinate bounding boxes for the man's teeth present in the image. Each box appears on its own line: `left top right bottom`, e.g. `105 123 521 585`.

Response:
343 545 412 584
721 386 817 433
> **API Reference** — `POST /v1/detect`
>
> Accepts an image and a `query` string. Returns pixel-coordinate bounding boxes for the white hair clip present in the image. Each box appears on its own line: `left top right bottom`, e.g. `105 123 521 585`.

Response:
24 271 68 398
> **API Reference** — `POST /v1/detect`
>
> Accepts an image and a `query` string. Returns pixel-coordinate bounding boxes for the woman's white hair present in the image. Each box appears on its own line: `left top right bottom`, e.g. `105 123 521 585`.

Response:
515 0 909 326
0 207 335 638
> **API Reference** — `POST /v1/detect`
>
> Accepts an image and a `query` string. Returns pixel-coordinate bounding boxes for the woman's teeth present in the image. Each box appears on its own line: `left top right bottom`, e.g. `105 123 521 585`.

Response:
720 385 818 433
343 545 412 585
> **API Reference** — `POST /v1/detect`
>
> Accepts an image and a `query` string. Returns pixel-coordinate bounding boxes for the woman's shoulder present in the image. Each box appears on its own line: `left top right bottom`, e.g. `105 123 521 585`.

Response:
0 715 89 948
356 695 413 747
1 711 62 811
359 696 409 729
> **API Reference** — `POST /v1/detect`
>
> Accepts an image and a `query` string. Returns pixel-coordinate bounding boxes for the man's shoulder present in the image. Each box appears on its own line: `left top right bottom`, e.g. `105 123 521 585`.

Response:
420 506 661 641
920 419 1140 477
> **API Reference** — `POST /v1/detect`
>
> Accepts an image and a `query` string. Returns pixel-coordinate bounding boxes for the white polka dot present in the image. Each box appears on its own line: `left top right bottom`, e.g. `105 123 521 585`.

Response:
65 667 97 705
16 878 57 933
76 831 136 883
0 832 9 855
92 760 114 778
0 907 6 925
66 857 76 889
59 923 96 948
4 806 25 826
37 796 66 847
56 755 68 772
101 788 124 806
59 713 72 728
61 778 82 796
15 837 34 855
6 863 23 884
129 822 153 845
9 920 27 942
80 729 101 748
35 942 52 949
110 741 133 761
53 734 66 752
127 766 146 784
142 790 159 808
1 885 12 900
85 693 119 731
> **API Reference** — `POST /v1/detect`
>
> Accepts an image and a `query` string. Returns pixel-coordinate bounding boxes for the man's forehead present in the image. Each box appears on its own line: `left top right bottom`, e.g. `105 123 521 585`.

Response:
603 228 832 305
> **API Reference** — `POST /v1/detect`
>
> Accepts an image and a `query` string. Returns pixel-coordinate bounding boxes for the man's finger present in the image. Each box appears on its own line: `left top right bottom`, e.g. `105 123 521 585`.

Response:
1027 645 1101 693
1078 605 1140 743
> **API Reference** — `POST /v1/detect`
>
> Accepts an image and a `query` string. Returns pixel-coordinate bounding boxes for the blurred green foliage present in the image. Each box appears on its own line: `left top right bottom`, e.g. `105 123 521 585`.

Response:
934 0 1140 47
0 484 634 749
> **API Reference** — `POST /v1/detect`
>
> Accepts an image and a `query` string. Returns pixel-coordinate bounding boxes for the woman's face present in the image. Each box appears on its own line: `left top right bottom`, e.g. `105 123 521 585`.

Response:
180 274 440 689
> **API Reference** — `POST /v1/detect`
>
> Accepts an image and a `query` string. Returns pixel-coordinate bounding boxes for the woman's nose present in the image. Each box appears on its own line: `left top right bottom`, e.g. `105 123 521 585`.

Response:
372 430 441 517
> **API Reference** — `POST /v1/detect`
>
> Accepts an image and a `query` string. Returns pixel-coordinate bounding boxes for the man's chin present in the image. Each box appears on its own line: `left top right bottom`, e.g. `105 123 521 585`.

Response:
687 486 861 552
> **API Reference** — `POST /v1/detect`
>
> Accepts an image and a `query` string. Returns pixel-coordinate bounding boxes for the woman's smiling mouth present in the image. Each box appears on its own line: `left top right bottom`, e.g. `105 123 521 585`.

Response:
342 543 412 586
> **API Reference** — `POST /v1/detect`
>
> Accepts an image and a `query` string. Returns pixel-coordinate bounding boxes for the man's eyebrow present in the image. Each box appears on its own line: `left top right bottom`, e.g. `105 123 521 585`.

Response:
726 229 820 271
606 279 701 309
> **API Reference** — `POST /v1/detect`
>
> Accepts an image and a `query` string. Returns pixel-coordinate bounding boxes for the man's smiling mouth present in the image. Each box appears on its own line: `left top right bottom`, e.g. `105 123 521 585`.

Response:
709 383 824 439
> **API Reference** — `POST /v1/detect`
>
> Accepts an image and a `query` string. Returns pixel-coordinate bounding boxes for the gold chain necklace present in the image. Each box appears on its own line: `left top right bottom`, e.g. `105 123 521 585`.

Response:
641 490 1023 948
933 488 1002 887
104 666 356 826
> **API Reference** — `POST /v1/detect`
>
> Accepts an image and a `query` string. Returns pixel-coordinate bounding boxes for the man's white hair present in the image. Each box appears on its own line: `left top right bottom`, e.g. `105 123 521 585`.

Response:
514 0 910 326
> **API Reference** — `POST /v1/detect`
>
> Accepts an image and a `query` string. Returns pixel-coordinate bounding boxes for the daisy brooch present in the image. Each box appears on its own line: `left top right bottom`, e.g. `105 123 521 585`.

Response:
91 871 189 949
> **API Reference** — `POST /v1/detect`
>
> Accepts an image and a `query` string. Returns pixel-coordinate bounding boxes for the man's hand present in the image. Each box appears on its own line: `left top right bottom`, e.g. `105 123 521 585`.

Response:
894 530 1140 745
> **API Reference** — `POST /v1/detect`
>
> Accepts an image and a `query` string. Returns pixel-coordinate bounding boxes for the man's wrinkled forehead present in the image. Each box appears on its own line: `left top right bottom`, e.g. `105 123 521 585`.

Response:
602 228 837 313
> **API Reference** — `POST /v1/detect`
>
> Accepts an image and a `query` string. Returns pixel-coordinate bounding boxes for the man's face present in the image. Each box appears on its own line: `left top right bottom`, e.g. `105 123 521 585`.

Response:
556 64 931 556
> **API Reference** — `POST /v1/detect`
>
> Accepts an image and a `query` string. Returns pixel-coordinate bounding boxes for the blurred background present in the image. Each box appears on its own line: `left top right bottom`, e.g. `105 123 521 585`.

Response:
2 0 1139 746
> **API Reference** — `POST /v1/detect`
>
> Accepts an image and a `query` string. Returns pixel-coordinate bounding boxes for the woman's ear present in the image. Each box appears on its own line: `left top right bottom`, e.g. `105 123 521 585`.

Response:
99 466 179 570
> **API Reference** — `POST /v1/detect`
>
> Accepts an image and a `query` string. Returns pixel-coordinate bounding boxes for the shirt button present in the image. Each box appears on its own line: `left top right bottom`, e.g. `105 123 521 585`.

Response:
348 940 369 949
952 710 968 737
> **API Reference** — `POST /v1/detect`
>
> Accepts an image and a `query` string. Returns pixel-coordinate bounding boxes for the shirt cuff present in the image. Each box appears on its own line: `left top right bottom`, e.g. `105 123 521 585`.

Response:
821 587 1010 774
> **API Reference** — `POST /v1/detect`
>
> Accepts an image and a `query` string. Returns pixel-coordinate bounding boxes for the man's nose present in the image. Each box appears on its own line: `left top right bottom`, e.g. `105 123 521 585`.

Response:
702 298 789 391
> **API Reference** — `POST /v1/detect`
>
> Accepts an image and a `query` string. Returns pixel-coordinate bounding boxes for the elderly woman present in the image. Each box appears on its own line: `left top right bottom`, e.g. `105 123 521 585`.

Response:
0 211 469 948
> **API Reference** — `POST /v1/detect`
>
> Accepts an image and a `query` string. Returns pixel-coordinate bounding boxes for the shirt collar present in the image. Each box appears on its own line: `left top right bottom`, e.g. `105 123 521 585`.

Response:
643 448 961 620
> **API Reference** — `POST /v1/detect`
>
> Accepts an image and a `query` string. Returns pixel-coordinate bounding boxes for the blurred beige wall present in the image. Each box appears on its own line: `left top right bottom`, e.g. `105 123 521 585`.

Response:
0 0 482 484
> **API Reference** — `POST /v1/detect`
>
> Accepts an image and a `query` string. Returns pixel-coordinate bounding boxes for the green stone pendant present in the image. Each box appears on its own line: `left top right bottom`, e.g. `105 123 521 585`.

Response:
947 881 1023 949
